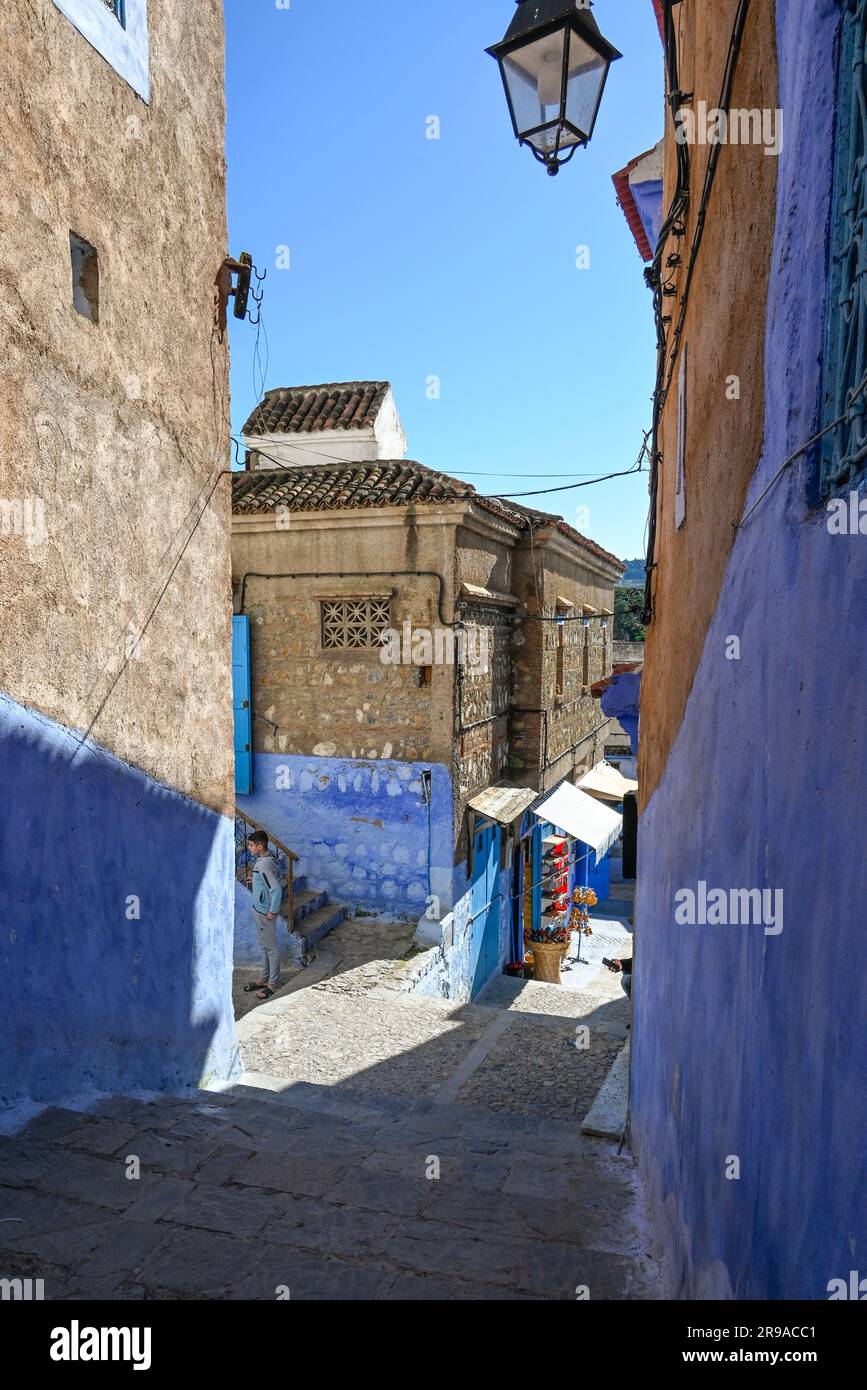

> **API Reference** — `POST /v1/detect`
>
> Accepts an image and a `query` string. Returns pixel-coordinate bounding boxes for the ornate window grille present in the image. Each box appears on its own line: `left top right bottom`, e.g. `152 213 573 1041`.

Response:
821 0 867 497
321 597 391 650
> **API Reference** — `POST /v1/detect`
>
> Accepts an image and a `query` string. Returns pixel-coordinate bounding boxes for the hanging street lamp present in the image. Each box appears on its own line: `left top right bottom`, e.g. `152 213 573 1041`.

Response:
487 1 621 176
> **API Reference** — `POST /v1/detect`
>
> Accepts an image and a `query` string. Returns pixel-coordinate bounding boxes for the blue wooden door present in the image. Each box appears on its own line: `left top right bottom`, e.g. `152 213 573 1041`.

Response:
232 615 253 796
470 823 500 998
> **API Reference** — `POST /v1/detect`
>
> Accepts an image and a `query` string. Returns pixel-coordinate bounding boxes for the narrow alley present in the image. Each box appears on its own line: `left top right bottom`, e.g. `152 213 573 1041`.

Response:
2 0 865 1349
0 900 655 1301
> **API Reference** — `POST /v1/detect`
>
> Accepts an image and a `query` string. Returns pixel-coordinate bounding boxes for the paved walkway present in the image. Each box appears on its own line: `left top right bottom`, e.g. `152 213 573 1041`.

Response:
237 909 633 1125
233 917 416 1021
0 905 660 1300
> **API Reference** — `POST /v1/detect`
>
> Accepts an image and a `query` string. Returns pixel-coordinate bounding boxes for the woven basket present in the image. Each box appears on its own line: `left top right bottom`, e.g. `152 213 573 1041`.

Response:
532 940 563 985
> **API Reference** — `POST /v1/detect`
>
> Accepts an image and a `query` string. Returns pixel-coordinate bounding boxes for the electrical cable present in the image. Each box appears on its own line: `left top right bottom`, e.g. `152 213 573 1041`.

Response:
73 323 234 743
234 435 647 502
735 369 867 529
73 463 234 756
236 568 459 629
643 0 752 624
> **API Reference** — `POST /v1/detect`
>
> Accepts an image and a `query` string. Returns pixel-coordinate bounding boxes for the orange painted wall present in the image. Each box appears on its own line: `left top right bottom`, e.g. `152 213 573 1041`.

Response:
640 0 780 804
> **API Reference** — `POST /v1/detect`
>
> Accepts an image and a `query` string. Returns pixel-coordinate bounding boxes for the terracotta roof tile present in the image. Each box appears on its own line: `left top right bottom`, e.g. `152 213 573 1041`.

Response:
242 382 391 438
232 460 624 573
612 163 654 263
233 459 473 514
652 0 664 44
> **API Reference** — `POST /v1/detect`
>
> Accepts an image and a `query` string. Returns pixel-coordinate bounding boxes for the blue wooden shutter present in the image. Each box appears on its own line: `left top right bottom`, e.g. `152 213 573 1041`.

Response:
821 0 867 498
232 615 253 796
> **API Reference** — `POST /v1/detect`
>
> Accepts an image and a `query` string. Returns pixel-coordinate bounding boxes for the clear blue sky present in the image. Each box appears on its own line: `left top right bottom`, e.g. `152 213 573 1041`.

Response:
224 0 663 561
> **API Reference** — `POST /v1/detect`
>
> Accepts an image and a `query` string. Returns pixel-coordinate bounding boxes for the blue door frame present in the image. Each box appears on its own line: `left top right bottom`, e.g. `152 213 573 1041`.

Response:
470 822 500 998
232 615 253 796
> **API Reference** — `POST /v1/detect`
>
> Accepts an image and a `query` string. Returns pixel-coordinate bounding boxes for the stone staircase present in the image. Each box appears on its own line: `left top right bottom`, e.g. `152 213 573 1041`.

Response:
0 1078 661 1300
234 812 346 963
287 874 347 954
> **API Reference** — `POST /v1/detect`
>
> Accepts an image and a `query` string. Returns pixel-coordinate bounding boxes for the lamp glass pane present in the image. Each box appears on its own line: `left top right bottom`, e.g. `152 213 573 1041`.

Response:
502 29 569 142
564 30 608 140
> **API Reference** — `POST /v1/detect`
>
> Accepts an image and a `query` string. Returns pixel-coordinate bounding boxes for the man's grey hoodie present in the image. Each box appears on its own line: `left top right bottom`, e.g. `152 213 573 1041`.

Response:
251 854 283 916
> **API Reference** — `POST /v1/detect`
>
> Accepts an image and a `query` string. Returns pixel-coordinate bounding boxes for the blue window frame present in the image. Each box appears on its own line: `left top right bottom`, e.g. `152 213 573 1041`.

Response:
51 0 149 103
820 0 867 499
101 0 125 25
232 616 253 796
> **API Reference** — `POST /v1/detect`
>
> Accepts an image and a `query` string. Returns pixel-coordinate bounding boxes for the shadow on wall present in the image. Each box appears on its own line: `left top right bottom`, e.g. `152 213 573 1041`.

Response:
0 693 239 1109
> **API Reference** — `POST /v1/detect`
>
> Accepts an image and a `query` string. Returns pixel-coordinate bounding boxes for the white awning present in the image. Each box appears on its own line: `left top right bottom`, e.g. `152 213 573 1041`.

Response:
533 782 622 859
578 761 638 803
467 784 538 827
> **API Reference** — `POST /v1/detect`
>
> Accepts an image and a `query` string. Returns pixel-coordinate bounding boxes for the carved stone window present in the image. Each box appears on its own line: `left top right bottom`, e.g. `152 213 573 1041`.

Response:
821 0 867 497
321 597 391 650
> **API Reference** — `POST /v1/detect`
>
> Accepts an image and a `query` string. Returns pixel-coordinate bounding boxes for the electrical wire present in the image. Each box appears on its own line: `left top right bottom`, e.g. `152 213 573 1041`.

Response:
485 462 645 500
643 0 752 624
735 369 867 530
240 435 617 478
72 463 234 756
439 470 626 478
237 434 649 503
252 306 270 405
76 257 273 743
71 325 234 744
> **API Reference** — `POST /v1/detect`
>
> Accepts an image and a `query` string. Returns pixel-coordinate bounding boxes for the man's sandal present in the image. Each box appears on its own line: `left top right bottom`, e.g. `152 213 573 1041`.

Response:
243 981 269 993
256 987 277 1001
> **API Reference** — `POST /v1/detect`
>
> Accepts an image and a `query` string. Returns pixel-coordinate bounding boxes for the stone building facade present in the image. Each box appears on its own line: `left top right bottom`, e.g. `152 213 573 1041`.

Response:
231 383 623 1000
0 0 237 1104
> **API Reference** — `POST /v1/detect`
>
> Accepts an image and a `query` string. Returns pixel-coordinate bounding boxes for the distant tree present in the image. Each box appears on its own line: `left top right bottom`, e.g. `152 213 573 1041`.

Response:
618 558 646 586
614 587 646 642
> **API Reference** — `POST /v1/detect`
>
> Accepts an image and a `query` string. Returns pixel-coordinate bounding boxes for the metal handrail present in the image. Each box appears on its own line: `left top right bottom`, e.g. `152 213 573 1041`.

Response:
235 808 299 863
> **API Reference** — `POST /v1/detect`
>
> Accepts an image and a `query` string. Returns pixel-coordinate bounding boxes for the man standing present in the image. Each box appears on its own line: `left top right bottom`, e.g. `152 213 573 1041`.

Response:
604 953 633 999
245 831 283 1000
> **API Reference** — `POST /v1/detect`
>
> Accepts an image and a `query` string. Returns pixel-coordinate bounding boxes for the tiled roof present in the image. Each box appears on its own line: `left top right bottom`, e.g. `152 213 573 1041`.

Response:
242 382 391 438
652 0 664 44
233 459 475 513
612 150 657 263
232 460 624 573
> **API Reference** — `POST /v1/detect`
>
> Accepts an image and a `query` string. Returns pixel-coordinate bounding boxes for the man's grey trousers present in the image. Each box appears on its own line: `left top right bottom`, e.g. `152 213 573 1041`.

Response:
254 911 281 987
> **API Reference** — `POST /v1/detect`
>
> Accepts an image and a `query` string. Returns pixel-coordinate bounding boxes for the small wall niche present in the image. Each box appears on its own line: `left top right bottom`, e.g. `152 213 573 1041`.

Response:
70 233 100 324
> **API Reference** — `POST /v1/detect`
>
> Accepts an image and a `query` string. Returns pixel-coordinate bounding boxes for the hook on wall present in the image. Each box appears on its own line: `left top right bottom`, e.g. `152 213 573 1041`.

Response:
247 264 267 326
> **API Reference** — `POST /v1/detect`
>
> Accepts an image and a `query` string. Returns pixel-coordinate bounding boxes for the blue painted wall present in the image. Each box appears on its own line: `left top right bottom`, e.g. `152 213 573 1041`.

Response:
588 848 611 903
601 672 641 755
0 693 239 1108
633 176 664 250
234 879 305 969
237 754 454 920
445 849 513 1002
631 0 867 1299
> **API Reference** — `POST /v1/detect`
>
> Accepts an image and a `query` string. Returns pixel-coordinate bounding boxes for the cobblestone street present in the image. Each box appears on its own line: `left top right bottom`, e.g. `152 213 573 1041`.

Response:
0 912 659 1300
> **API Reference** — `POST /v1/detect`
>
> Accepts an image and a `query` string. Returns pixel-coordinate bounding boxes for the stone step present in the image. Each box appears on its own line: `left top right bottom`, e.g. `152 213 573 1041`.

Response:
205 1076 611 1160
0 1092 634 1214
0 1084 659 1300
0 1094 646 1252
294 903 347 950
291 889 328 926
